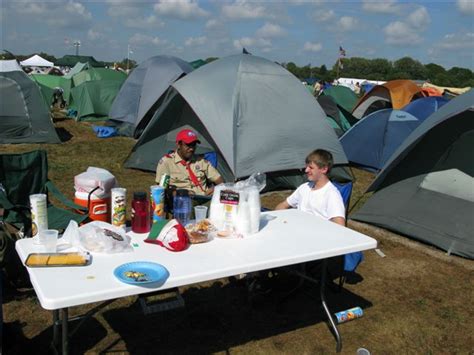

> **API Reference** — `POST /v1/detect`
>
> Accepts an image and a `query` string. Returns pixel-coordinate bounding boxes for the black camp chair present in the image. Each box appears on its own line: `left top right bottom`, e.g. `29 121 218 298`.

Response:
0 150 88 237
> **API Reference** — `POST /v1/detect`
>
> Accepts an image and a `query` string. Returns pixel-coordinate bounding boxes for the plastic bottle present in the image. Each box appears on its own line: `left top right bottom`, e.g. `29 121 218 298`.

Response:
131 192 150 233
173 189 192 226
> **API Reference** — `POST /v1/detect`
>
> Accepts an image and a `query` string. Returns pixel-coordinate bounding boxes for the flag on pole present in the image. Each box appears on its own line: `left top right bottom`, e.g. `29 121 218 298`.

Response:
339 46 346 57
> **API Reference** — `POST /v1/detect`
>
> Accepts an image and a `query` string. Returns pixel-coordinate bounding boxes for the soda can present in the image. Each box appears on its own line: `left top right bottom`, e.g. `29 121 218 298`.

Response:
159 174 170 189
334 307 364 324
30 194 48 237
150 185 165 223
111 187 127 230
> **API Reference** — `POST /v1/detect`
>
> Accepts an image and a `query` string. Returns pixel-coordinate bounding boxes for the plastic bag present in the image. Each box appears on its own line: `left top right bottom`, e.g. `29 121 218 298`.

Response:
74 167 117 198
72 221 132 253
209 173 266 238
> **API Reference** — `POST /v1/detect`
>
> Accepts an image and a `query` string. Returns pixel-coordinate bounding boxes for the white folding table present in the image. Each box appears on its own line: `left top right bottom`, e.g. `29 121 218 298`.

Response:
16 209 377 354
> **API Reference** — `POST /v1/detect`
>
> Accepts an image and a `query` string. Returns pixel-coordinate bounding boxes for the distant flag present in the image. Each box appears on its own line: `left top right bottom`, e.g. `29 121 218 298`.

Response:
339 46 346 57
64 38 70 45
129 48 133 54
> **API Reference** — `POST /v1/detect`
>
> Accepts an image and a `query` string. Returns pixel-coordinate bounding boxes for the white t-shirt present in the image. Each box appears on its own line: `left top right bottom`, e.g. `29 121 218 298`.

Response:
286 181 345 221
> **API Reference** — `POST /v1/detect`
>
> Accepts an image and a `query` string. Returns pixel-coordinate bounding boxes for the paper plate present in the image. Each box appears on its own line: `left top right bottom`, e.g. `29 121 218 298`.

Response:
114 261 169 285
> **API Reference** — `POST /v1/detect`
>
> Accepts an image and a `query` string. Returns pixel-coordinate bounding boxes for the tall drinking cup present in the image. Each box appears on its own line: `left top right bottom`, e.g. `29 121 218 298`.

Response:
150 185 166 223
39 229 58 253
194 205 208 223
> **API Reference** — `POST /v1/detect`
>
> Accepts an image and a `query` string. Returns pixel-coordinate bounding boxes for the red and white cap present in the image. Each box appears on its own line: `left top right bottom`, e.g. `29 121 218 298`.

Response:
176 129 200 144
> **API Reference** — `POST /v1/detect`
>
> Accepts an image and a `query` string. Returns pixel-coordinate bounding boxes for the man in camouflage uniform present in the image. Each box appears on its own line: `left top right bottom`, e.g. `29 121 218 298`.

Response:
155 129 223 196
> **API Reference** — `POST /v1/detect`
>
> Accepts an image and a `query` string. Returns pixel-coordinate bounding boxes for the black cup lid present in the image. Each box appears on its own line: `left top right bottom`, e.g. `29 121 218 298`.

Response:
176 189 189 197
133 191 147 200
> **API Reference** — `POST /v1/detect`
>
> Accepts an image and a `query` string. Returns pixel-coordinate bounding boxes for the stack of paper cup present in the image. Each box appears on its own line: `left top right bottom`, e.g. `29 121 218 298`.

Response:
29 194 48 238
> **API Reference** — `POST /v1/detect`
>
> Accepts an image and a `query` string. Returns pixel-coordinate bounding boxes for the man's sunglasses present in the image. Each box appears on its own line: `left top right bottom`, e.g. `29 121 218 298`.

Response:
182 141 198 148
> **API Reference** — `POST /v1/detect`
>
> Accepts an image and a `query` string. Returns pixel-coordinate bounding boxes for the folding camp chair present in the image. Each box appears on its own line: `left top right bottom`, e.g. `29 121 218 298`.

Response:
332 181 364 289
0 150 88 237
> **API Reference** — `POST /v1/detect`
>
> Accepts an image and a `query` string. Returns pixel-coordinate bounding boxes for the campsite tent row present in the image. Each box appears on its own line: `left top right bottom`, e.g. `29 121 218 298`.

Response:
32 63 126 121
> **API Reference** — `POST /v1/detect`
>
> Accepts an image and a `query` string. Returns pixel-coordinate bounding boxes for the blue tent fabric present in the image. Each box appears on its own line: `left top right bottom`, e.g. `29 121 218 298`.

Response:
92 125 117 138
401 96 449 121
340 109 423 171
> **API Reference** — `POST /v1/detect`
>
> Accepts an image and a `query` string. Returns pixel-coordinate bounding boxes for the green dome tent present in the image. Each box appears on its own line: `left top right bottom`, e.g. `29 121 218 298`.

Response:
0 67 60 144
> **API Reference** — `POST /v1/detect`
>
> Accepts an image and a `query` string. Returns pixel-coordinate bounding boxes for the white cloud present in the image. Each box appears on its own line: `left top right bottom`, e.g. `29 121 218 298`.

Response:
233 36 271 50
435 32 474 50
129 33 167 46
16 2 47 15
457 0 474 14
384 21 423 45
15 1 92 29
185 36 208 46
222 0 270 20
256 23 286 38
407 6 430 29
311 9 335 22
362 0 400 14
303 41 322 52
154 0 209 20
125 15 164 29
337 16 358 32
65 1 92 19
87 29 103 41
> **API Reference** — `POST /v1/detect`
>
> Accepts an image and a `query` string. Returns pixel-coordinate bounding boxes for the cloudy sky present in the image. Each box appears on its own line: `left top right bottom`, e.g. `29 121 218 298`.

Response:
1 0 473 69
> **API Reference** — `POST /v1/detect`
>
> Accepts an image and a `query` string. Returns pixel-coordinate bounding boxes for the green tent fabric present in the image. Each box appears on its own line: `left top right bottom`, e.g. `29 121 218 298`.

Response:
70 80 124 121
31 74 72 106
321 85 358 113
189 59 206 69
0 71 60 144
55 55 103 68
72 67 126 87
351 90 474 259
63 62 90 79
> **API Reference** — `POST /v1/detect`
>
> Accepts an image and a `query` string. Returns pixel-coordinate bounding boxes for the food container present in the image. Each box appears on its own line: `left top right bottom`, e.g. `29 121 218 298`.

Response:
30 193 48 237
111 187 127 230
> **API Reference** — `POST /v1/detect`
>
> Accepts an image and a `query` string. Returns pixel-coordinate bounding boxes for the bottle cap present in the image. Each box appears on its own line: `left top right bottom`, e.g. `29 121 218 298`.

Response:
133 191 147 200
176 189 189 197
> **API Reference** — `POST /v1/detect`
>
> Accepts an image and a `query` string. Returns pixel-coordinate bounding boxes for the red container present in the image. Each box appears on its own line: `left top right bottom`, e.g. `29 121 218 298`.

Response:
131 192 150 233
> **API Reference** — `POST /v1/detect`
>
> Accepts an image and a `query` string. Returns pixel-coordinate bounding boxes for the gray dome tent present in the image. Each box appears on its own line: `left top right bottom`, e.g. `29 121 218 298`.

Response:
125 54 348 187
0 64 60 144
109 55 193 138
352 90 474 259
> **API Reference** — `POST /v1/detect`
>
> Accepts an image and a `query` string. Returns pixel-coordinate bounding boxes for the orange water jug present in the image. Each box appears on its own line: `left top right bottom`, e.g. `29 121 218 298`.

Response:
74 191 110 222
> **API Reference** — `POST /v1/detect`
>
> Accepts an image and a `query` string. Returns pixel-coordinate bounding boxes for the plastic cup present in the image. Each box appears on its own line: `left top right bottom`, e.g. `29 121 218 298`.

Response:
194 205 208 223
356 348 371 355
39 229 58 253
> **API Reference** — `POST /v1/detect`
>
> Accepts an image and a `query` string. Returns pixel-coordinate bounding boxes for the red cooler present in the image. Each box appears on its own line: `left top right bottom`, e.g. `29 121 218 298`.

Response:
74 191 110 222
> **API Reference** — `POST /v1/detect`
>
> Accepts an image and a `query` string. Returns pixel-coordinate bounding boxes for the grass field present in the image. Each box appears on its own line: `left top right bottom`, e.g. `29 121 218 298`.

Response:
2 119 473 354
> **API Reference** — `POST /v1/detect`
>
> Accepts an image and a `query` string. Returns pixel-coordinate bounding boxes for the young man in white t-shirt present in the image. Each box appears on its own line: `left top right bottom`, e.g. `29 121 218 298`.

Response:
275 149 345 226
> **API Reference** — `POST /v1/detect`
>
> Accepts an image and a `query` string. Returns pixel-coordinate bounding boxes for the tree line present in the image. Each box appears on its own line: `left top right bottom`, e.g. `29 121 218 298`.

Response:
282 56 474 88
3 51 473 88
